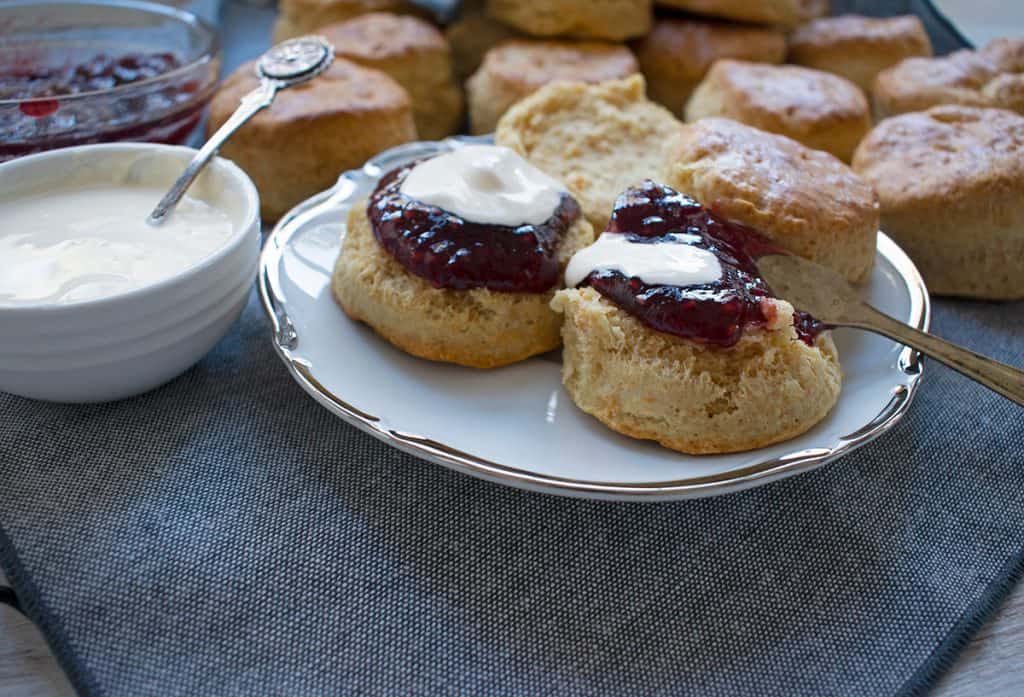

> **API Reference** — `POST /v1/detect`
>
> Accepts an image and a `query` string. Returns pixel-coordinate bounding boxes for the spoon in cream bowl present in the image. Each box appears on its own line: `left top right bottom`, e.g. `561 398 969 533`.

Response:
758 252 1024 406
147 35 335 225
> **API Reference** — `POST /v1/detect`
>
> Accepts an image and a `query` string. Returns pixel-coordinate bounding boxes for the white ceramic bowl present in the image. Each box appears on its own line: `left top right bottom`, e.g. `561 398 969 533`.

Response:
0 143 260 402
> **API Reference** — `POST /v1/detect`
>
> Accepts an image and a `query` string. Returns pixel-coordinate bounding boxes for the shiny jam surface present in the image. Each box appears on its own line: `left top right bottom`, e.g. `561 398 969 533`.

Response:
367 161 580 293
0 53 181 100
580 180 824 347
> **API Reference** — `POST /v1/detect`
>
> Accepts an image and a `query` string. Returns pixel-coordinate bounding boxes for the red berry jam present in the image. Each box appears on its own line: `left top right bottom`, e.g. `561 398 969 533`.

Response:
0 53 180 100
367 160 581 293
579 180 824 347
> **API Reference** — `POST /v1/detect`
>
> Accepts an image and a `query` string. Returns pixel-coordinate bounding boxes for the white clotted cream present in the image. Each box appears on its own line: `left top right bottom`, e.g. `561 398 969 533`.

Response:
565 233 723 288
0 185 234 306
399 144 566 226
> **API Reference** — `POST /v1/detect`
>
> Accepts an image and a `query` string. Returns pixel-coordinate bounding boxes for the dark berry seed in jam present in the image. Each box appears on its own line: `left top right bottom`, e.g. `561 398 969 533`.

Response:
582 180 824 347
367 161 580 293
0 52 180 101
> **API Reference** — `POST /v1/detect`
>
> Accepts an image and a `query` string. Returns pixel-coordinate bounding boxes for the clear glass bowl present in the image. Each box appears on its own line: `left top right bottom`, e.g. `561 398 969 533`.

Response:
0 0 220 162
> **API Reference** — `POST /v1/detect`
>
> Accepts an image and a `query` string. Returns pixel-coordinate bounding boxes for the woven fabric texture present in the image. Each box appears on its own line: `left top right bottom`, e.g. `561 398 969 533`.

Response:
1 293 1023 696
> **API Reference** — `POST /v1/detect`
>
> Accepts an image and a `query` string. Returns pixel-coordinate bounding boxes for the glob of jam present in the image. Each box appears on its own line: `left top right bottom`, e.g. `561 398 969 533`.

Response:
367 161 580 293
580 180 824 347
0 52 181 101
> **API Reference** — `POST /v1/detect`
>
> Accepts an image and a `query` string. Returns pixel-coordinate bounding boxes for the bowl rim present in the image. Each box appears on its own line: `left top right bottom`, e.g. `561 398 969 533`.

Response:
0 142 260 314
0 0 220 107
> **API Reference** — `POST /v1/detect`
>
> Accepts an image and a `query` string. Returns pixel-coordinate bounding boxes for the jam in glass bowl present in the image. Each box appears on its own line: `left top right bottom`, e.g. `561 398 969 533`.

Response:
0 0 220 162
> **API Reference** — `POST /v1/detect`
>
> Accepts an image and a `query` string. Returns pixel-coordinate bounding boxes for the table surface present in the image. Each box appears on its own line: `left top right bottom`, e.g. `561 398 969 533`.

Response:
2 1 1023 695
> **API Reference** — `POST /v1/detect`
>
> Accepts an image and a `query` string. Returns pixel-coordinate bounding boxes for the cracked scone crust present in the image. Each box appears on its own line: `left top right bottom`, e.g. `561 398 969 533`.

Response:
872 37 1024 120
685 60 871 162
495 75 682 232
665 117 879 283
486 0 651 41
552 287 841 454
852 105 1024 300
333 205 595 368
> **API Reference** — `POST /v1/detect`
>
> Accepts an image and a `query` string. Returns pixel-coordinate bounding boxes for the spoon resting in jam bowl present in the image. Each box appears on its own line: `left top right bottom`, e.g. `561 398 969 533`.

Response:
758 253 1024 407
147 36 335 225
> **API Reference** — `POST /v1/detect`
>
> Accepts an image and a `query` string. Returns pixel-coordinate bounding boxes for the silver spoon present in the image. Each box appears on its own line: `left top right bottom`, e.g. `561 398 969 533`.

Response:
758 253 1024 406
148 36 335 225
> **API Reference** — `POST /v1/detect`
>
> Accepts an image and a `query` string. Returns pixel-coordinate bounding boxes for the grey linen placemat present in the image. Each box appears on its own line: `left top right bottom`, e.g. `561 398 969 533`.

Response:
2 292 1023 696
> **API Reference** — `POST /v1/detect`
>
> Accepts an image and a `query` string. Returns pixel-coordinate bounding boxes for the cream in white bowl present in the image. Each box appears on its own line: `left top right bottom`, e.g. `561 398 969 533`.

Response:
0 143 260 403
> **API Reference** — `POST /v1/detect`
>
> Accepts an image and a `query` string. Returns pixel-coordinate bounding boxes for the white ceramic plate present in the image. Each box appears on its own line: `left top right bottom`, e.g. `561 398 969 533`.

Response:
260 137 930 501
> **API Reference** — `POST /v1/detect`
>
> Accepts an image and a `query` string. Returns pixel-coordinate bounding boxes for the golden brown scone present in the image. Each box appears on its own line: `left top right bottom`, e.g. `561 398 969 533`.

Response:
208 59 415 222
632 17 786 116
654 0 800 27
685 60 871 162
796 0 829 24
852 105 1024 299
872 37 1024 120
787 15 932 93
272 0 423 41
320 13 463 140
467 39 639 134
552 287 841 454
333 205 595 368
445 6 522 81
495 75 682 231
486 0 651 41
665 118 879 282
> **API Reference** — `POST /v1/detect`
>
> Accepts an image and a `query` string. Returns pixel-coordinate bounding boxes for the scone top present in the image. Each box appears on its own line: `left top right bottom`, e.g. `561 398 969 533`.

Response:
366 145 582 293
565 180 823 347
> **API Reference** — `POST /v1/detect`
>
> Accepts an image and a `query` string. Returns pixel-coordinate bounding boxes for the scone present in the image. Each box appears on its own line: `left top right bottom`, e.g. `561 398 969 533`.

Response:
653 0 800 27
873 37 1024 120
665 117 879 283
796 0 829 24
467 39 639 134
632 17 786 116
320 13 463 139
272 0 422 42
445 5 522 81
208 59 415 222
495 75 682 231
787 15 932 93
332 145 596 368
486 0 651 41
553 181 841 455
852 105 1024 299
685 60 871 162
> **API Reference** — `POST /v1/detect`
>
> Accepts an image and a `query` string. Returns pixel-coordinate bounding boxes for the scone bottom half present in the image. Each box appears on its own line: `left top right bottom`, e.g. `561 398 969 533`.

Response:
331 146 595 369
552 181 842 455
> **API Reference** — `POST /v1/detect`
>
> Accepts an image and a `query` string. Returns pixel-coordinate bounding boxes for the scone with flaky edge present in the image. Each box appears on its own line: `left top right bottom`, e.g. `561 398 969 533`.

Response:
788 15 932 93
872 37 1024 120
466 39 639 134
665 118 879 283
632 17 786 117
486 0 651 42
320 13 463 140
552 181 841 455
852 105 1024 300
445 4 522 81
208 59 415 222
272 0 423 42
685 60 871 162
654 0 800 28
495 75 682 231
333 146 596 368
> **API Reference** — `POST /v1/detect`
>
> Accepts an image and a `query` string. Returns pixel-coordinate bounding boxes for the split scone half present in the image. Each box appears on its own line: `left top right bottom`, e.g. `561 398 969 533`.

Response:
333 144 595 368
552 181 842 455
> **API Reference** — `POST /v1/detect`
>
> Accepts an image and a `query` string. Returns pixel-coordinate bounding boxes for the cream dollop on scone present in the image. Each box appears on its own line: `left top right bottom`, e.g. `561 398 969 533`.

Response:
332 145 595 368
552 181 841 455
685 60 871 162
632 17 786 117
788 15 933 93
320 13 464 140
872 37 1024 120
665 118 879 283
852 105 1024 300
466 39 639 134
486 0 651 41
495 75 682 232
